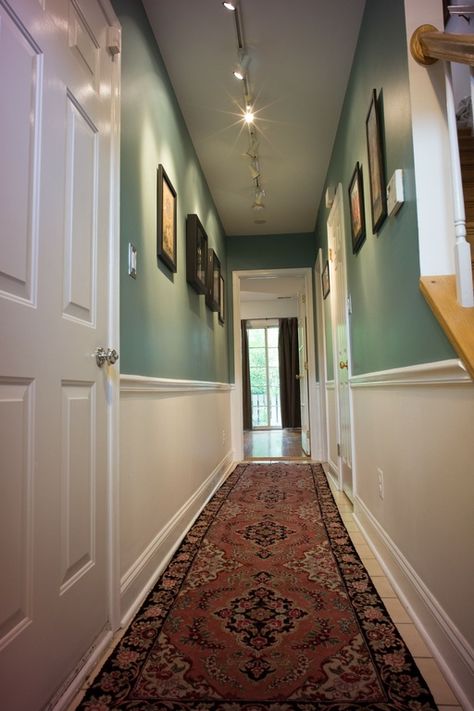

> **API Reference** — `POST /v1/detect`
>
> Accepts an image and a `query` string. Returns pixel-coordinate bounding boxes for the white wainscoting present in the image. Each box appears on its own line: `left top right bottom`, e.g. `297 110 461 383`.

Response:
349 359 474 709
119 375 235 624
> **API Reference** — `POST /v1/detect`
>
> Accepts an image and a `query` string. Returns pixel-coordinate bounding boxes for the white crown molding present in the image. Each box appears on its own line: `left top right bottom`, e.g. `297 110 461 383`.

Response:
350 359 471 388
120 374 234 394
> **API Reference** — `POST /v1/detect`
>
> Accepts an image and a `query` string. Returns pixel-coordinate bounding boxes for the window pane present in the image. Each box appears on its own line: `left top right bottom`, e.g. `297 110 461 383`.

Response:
268 348 279 368
267 327 279 348
250 368 266 395
268 367 280 388
248 329 265 347
249 348 266 370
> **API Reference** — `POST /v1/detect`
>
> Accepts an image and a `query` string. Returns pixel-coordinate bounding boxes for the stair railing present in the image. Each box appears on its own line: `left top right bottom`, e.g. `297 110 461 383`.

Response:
411 25 474 308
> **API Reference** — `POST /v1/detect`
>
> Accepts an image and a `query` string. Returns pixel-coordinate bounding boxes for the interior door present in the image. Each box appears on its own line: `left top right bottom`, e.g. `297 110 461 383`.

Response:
297 294 311 456
0 1 118 708
327 184 353 498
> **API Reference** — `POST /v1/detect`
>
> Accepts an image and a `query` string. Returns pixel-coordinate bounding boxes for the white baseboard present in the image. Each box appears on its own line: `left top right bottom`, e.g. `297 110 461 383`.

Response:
120 450 235 627
354 496 474 711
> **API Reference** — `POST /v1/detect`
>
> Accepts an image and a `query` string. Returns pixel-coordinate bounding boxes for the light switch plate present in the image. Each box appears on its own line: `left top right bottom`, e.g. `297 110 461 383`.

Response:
128 243 137 278
386 169 404 216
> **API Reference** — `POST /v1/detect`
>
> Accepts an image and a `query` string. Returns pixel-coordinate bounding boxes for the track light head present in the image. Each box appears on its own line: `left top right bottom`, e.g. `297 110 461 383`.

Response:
233 53 250 81
222 1 237 10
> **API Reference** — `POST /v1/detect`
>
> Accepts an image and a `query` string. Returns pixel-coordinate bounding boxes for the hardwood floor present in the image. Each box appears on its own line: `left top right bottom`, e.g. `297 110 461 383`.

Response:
243 428 309 459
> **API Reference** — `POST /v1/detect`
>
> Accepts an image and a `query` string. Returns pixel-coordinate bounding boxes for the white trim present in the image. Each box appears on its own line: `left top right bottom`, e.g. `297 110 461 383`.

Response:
120 451 235 627
350 359 471 387
354 496 474 711
231 267 319 461
120 374 234 393
106 3 121 636
48 628 113 711
326 380 335 390
315 249 328 463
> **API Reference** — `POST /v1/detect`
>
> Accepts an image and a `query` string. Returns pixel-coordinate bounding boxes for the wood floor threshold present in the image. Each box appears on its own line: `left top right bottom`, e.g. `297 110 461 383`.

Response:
420 275 474 380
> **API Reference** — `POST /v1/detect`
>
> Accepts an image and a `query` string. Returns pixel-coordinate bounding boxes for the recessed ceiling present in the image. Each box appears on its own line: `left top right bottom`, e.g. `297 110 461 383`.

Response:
142 0 366 236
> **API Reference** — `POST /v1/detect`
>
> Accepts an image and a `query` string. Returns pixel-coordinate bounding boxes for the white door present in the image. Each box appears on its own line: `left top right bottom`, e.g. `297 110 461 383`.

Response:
297 294 311 456
327 185 353 498
0 1 118 708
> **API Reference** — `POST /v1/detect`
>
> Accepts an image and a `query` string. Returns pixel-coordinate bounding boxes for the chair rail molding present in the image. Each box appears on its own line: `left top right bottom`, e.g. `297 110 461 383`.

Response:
120 374 234 393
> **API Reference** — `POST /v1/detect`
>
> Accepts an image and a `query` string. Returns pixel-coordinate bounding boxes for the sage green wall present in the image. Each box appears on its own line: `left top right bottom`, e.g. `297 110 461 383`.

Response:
315 0 454 379
114 0 229 382
227 233 316 273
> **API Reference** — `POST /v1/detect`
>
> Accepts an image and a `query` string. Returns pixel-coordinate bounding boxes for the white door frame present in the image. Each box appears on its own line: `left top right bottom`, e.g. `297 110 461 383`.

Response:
102 0 122 637
326 184 357 499
314 249 328 464
231 267 319 461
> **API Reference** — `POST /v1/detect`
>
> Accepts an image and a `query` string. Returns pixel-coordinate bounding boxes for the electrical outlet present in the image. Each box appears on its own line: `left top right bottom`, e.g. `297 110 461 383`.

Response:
377 468 384 500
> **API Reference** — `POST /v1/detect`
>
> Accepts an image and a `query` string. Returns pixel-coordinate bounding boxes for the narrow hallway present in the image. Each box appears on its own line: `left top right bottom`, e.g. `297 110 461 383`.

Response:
69 463 461 711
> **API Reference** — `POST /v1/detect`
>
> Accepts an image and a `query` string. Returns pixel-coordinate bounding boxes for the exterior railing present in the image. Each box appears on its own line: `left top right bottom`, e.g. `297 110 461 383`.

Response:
411 24 474 308
251 392 281 428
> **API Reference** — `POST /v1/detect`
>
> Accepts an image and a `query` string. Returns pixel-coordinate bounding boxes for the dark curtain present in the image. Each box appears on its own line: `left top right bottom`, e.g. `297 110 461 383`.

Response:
241 320 252 430
278 317 301 428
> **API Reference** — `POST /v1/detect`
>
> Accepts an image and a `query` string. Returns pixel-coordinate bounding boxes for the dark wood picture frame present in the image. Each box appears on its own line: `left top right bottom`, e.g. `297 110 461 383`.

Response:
322 259 330 299
218 274 225 324
157 164 177 272
348 162 366 254
366 89 387 233
205 248 220 312
186 214 208 294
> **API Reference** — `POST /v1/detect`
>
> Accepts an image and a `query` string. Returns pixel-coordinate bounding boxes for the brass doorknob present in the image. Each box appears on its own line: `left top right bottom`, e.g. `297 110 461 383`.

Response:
339 360 348 369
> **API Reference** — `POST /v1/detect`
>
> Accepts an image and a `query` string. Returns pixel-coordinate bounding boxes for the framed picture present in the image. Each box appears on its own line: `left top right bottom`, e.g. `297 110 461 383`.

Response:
366 89 387 233
348 162 366 254
205 248 220 312
321 259 330 299
186 214 208 294
157 164 177 272
218 274 225 324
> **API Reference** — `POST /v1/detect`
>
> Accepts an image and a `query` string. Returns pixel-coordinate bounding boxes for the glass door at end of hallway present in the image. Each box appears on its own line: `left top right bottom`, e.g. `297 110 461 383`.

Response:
248 325 281 429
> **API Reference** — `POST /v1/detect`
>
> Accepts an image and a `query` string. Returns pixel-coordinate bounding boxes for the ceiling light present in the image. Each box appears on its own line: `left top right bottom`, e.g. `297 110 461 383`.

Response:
243 108 254 124
222 1 237 10
233 54 250 81
249 158 260 180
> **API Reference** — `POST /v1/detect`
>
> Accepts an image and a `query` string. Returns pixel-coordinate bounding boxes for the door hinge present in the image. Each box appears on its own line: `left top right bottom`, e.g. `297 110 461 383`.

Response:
107 26 121 56
337 443 341 456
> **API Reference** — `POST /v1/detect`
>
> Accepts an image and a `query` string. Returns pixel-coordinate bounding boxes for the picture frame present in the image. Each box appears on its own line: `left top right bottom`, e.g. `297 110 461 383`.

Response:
157 164 177 272
205 248 220 312
186 214 208 294
348 162 366 254
321 259 330 299
365 89 387 233
218 274 225 324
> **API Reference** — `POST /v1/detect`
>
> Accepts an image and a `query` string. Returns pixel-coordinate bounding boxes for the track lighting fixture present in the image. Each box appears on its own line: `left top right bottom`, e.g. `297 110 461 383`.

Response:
233 53 250 81
249 158 260 180
224 1 267 210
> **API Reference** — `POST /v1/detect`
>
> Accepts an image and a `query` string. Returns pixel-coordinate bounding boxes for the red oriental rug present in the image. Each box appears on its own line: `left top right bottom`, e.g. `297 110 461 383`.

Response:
79 463 438 710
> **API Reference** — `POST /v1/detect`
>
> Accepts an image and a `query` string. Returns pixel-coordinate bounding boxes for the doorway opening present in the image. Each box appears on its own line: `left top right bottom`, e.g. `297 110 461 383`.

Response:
232 269 318 461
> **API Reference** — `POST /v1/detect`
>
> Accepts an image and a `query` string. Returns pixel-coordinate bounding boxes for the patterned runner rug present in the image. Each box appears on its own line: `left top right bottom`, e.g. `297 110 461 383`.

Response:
79 463 438 710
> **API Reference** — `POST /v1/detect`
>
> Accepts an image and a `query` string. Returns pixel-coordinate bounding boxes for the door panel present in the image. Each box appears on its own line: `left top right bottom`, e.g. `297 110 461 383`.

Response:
0 0 117 707
0 4 41 304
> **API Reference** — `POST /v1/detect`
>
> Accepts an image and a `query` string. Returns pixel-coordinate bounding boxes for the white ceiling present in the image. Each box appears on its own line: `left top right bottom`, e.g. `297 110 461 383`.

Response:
142 0 366 237
240 275 304 302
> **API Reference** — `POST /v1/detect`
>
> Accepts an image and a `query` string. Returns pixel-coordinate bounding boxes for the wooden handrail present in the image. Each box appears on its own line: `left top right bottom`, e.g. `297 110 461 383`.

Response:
411 24 474 66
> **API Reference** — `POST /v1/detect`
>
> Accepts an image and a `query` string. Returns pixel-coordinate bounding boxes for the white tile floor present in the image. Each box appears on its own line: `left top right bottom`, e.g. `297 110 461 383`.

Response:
328 480 463 710
67 472 464 711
